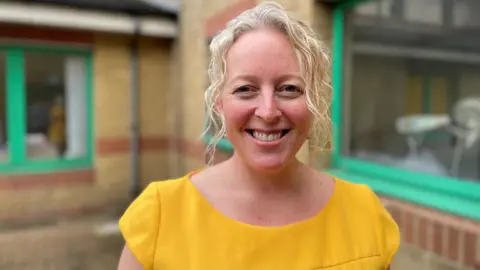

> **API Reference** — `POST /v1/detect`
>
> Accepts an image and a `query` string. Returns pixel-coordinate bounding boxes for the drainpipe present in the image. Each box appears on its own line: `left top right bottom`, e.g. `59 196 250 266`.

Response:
130 18 141 199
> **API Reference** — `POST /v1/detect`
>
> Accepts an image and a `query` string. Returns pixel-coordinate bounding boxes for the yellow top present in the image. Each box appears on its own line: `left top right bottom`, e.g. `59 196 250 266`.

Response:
119 173 400 270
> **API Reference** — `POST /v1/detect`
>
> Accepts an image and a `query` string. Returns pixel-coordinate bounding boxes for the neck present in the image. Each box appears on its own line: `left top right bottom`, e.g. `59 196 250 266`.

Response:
224 153 309 195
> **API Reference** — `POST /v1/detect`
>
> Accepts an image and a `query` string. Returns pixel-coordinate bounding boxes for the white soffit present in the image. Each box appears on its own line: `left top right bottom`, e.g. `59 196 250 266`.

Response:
0 2 177 38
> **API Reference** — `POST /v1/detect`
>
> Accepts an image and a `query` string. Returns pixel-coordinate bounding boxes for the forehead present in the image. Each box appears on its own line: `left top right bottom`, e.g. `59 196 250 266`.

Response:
226 29 300 77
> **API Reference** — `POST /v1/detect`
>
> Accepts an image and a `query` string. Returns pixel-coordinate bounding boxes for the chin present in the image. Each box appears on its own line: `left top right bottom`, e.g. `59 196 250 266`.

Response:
247 155 294 173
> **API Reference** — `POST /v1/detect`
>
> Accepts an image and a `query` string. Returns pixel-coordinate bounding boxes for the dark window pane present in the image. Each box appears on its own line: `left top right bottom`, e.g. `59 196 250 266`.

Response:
25 53 87 160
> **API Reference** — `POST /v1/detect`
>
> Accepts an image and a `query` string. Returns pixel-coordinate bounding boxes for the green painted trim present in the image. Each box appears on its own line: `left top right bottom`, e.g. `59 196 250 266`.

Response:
6 49 26 164
337 0 372 10
332 0 372 167
0 44 90 56
0 158 91 174
331 8 344 168
328 168 480 221
340 158 480 201
0 45 93 174
216 138 234 152
85 54 94 164
202 134 234 153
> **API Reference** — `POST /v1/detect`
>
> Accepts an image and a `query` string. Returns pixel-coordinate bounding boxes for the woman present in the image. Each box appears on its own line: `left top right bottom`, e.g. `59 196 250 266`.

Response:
48 95 66 157
118 2 400 270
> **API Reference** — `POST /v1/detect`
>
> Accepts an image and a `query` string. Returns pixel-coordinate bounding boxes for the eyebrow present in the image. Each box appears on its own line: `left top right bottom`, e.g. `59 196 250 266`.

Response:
229 73 304 83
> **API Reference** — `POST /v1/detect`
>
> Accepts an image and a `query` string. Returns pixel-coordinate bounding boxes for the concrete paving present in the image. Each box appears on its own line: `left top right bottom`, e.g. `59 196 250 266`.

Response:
0 214 123 270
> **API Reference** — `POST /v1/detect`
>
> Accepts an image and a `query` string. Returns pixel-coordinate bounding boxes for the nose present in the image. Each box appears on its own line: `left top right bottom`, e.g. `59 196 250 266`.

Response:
254 89 281 123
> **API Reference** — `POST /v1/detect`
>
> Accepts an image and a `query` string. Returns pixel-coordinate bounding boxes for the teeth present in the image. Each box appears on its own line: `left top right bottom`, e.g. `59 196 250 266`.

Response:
252 131 282 142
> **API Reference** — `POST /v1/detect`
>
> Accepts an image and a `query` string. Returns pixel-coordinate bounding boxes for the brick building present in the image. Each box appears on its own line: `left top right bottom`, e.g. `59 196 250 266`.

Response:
0 0 479 269
0 0 178 221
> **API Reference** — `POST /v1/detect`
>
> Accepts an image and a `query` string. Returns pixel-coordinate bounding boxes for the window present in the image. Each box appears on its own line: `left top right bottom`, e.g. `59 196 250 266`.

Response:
355 0 480 28
331 0 480 221
0 46 92 173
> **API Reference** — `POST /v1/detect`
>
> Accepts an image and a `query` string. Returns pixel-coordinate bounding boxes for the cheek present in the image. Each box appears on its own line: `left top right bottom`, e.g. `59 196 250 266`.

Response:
222 100 253 130
284 102 313 131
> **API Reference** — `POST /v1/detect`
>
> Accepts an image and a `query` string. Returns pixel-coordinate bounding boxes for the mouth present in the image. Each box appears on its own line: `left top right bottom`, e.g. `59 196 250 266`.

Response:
245 129 291 142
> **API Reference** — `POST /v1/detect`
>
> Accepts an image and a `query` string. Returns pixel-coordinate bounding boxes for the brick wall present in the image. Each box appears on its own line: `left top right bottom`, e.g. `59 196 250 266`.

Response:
382 196 480 269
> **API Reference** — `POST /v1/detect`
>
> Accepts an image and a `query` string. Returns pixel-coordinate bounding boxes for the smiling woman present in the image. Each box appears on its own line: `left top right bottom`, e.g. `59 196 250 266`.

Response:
117 2 400 270
216 28 312 171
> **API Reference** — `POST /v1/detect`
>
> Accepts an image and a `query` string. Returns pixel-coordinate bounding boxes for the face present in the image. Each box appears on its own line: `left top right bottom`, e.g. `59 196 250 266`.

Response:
218 28 313 172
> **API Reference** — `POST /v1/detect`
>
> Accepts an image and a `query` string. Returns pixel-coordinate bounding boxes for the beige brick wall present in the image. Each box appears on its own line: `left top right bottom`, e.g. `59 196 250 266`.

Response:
138 38 173 137
177 0 207 173
94 34 132 139
203 0 239 19
94 34 176 192
137 37 175 182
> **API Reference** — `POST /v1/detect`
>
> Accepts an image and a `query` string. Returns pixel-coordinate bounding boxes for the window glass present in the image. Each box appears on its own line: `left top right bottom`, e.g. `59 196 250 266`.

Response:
346 0 480 182
25 53 87 160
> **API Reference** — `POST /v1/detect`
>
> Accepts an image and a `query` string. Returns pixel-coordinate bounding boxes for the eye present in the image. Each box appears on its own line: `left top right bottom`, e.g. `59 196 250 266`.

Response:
277 84 303 98
233 85 257 98
280 85 300 92
234 86 253 93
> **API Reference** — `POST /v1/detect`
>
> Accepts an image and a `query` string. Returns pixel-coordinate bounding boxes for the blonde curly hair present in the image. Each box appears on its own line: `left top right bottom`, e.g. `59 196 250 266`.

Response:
204 1 332 164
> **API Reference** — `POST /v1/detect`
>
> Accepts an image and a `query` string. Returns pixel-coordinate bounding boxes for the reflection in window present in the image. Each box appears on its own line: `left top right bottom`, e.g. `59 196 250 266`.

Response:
453 0 480 28
345 0 480 182
355 0 480 29
25 53 87 160
0 52 6 161
404 0 442 25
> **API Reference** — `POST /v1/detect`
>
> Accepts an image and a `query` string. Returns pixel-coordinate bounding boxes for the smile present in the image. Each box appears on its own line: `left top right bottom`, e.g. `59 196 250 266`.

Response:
245 129 291 142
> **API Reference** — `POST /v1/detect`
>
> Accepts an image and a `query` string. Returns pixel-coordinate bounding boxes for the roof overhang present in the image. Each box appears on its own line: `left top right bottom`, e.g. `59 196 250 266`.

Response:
318 0 343 3
0 2 177 38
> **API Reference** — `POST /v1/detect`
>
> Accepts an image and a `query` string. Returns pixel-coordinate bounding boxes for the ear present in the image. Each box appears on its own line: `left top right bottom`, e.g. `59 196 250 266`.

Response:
215 98 223 113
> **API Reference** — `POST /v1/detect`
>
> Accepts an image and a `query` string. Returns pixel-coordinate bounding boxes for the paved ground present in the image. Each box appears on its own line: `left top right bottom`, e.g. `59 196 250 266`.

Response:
0 213 123 270
0 213 469 270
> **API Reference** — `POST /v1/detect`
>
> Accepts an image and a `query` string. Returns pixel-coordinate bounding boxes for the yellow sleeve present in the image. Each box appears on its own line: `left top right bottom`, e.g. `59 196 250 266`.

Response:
367 187 401 268
119 183 161 270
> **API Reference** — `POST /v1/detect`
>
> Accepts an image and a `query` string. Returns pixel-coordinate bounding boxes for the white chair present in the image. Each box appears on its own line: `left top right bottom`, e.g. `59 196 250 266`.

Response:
395 97 480 177
395 114 451 156
448 97 480 177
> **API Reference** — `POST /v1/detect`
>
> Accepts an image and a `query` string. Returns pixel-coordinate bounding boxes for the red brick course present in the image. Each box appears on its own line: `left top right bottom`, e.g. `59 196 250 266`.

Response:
381 196 480 268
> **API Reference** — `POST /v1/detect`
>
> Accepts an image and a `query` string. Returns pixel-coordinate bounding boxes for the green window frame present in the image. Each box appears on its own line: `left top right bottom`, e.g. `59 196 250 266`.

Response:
0 45 94 174
202 113 234 153
203 134 235 152
328 0 480 221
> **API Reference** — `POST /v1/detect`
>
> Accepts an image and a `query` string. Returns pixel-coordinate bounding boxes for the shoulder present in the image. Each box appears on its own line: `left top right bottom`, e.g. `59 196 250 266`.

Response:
335 178 401 265
118 172 194 270
124 174 191 208
335 178 391 216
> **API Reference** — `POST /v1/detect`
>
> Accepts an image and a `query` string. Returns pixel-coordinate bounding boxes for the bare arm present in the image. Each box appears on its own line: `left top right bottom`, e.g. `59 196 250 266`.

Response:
118 244 143 270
